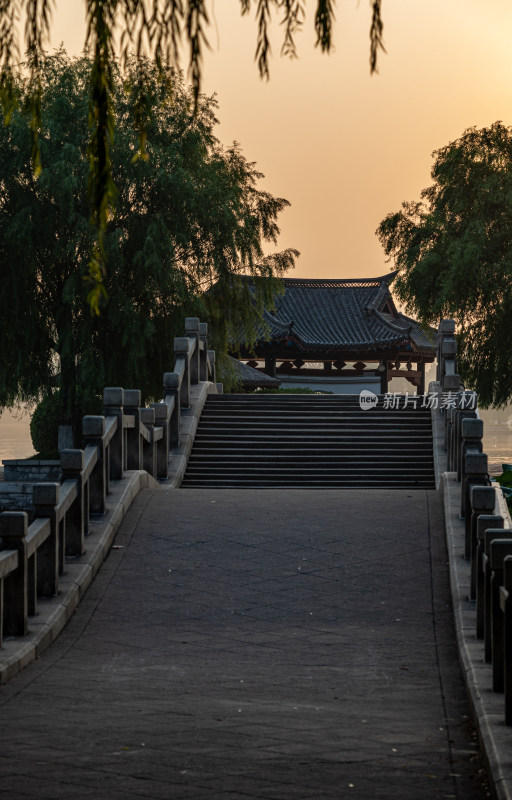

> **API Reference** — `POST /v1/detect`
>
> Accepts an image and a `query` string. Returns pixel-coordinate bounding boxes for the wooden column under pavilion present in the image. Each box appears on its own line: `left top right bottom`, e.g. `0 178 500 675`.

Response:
236 274 437 394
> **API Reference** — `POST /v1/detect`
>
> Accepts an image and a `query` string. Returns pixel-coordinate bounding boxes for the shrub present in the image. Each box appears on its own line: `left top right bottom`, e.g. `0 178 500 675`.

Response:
30 390 103 456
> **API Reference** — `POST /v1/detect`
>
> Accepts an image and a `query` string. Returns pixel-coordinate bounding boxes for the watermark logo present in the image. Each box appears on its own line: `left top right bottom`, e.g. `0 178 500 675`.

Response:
357 390 477 411
359 389 379 410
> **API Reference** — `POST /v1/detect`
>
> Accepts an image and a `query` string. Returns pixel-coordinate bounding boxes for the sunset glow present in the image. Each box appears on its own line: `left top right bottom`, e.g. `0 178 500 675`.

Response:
41 0 512 279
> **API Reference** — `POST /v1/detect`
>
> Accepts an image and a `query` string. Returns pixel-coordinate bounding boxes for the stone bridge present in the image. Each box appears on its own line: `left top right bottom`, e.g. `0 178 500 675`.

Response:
0 319 511 799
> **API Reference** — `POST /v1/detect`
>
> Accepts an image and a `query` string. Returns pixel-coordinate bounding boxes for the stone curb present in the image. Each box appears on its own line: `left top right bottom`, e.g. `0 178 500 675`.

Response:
442 471 512 800
0 469 158 684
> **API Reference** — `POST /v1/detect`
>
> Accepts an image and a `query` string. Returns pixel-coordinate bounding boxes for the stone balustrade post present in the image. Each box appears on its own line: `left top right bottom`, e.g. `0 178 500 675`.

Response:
460 417 484 484
140 407 156 477
33 482 63 581
477 517 505 639
185 317 200 385
454 407 478 480
174 338 191 407
163 372 181 447
199 322 208 381
437 318 461 392
491 539 512 692
152 402 170 479
0 512 28 636
124 389 142 471
504 557 512 725
468 486 496 593
207 349 216 383
461 449 488 519
60 449 86 556
103 388 124 480
83 416 107 515
484 529 512 662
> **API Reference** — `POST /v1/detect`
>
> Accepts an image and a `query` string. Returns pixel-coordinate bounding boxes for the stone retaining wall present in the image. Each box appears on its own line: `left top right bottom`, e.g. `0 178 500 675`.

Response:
2 460 62 483
0 483 33 516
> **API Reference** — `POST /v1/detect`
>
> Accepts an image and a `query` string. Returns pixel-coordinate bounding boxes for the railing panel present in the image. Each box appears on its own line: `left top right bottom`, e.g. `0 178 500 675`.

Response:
61 450 86 554
83 416 107 515
33 483 62 582
103 389 124 480
0 512 28 637
0 549 18 647
164 373 181 447
140 408 156 477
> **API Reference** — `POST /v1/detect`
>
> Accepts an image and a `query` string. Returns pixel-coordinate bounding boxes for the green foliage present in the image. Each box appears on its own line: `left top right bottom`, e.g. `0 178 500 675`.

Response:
495 465 512 511
495 467 512 488
0 51 296 433
30 390 103 456
30 394 63 457
376 122 512 408
0 2 384 309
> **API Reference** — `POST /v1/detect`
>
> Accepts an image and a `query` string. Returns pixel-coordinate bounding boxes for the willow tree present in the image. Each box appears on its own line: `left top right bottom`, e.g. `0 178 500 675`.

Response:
0 2 385 310
376 122 512 408
0 50 297 441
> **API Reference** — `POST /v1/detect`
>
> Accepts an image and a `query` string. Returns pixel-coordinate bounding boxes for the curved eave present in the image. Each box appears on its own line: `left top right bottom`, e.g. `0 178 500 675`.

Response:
257 335 419 353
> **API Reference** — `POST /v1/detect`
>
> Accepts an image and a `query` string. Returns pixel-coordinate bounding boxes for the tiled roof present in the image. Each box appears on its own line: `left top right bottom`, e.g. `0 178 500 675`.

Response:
256 274 436 354
228 357 281 390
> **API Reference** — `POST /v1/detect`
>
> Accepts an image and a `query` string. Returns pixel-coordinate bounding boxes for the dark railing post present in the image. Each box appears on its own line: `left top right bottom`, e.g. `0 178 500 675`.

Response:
0 512 28 637
504 556 512 725
124 389 142 470
185 317 200 385
199 322 208 381
33 482 63 579
467 485 496 568
491 539 512 692
61 449 86 557
152 402 169 479
103 388 124 480
140 408 156 477
461 450 488 519
484 529 512 663
476 515 504 638
460 417 483 484
83 416 107 515
164 372 181 447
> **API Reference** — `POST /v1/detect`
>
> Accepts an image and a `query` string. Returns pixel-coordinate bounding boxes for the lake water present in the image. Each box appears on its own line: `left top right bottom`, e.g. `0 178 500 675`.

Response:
0 409 35 464
1 404 511 476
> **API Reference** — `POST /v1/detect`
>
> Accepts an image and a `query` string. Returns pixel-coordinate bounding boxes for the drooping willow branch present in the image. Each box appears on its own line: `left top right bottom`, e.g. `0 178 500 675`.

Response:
0 1 385 313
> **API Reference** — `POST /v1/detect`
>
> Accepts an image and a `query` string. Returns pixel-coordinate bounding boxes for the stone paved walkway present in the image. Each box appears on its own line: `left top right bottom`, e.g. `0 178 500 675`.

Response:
0 489 490 799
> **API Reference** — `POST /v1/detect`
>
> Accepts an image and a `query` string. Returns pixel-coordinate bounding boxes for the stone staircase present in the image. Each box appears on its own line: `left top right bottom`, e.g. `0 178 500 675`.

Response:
180 394 436 489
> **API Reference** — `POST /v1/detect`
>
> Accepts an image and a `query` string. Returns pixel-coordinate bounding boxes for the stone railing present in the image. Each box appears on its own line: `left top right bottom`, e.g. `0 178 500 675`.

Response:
0 318 216 649
436 318 461 393
437 318 512 725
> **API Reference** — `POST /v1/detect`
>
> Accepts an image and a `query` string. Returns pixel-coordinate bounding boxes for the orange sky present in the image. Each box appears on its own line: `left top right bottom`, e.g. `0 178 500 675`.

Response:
47 1 512 280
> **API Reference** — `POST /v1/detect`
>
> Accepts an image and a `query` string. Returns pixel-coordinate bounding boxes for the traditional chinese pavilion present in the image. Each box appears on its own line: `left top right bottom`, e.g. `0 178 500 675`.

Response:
236 273 437 394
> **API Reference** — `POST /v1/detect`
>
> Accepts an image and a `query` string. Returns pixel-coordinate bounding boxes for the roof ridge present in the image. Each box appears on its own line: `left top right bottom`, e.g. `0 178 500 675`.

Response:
280 272 397 288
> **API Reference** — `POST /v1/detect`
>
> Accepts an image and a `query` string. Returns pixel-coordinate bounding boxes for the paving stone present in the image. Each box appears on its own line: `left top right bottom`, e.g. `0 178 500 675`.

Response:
0 488 491 799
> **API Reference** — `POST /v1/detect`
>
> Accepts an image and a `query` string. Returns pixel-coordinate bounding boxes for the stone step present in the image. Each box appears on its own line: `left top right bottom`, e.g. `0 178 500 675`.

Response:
182 395 435 489
196 423 433 432
193 434 433 445
190 451 433 462
180 478 436 488
184 467 435 477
